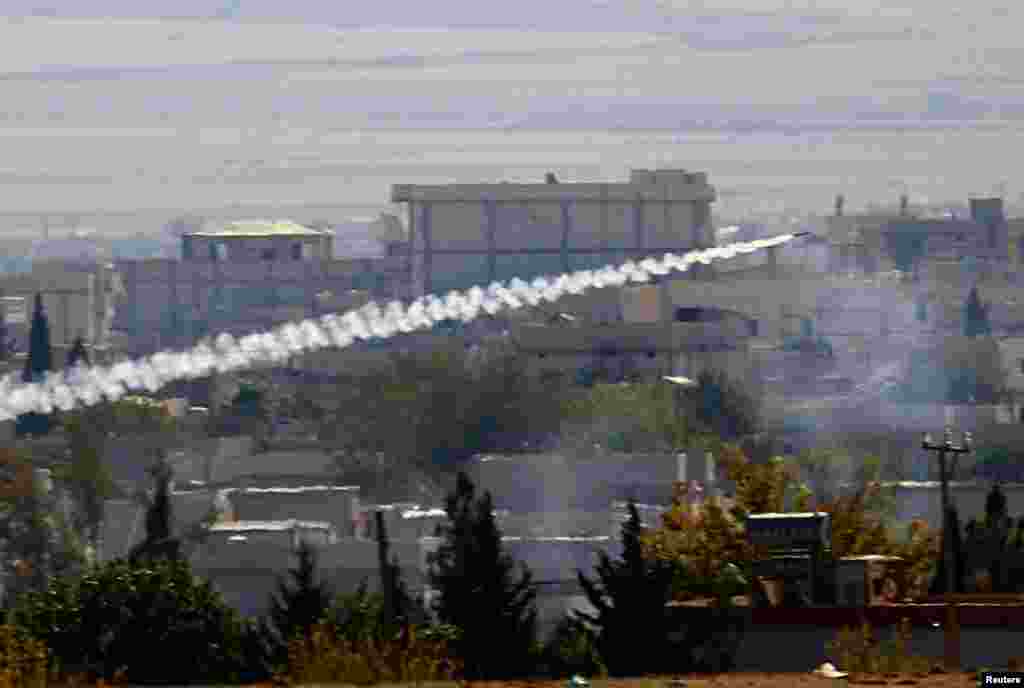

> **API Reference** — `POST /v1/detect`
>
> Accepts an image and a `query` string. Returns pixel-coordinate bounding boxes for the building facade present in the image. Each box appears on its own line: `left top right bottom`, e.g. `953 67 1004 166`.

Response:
115 219 407 354
181 220 334 264
0 262 123 362
391 169 717 297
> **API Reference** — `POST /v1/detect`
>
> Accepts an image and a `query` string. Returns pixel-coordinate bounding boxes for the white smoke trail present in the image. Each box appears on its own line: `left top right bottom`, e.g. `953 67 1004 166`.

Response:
0 235 797 420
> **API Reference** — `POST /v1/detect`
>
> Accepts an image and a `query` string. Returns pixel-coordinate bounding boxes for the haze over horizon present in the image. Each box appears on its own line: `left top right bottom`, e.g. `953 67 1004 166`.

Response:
1 1 1023 234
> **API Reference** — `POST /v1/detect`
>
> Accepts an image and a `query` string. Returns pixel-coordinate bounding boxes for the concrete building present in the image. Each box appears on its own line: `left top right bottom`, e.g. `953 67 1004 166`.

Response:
391 169 717 297
881 197 1010 278
510 318 757 385
0 261 123 361
181 219 334 263
115 218 407 354
219 486 361 537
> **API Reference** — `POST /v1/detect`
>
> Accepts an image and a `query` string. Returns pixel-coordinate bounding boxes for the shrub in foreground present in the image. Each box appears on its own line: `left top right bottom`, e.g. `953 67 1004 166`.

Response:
538 617 606 679
827 619 931 675
279 622 462 686
11 558 252 685
0 625 47 688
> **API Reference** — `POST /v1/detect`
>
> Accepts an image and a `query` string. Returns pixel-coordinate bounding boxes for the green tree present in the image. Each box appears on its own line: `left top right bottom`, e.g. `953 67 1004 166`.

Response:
65 336 90 369
330 581 386 642
11 557 253 684
128 460 181 563
0 307 8 361
963 286 992 338
575 500 679 676
375 510 420 633
329 343 566 474
682 369 760 440
16 294 53 437
792 446 853 505
53 414 116 551
267 540 333 664
561 382 690 452
428 471 537 679
0 453 88 606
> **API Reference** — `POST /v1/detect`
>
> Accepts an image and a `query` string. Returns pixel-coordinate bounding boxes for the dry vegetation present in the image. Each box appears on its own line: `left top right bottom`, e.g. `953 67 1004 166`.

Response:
371 677 981 688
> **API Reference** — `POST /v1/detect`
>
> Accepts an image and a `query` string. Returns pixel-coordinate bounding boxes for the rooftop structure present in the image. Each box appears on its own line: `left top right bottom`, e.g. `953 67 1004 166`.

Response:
186 219 332 238
181 219 334 263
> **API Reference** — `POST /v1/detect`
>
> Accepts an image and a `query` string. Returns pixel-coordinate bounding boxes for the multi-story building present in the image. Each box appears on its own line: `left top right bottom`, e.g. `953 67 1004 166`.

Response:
390 168 717 297
115 219 408 354
882 197 1010 277
0 261 123 364
180 219 334 263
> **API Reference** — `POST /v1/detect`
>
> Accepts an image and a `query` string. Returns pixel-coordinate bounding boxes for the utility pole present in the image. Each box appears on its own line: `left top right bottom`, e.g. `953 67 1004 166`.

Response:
921 426 972 670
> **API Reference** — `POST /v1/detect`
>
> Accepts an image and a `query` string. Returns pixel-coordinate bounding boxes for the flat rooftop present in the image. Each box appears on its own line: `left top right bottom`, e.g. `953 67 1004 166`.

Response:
391 169 716 203
184 219 332 238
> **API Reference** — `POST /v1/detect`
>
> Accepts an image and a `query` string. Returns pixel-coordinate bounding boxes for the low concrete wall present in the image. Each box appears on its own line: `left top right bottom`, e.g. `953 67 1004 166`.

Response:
734 624 1023 671
667 605 1024 672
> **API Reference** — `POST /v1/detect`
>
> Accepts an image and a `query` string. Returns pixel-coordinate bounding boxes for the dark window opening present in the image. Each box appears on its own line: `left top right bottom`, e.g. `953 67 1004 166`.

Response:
261 248 276 261
675 306 726 322
646 351 656 358
748 319 759 337
291 243 302 260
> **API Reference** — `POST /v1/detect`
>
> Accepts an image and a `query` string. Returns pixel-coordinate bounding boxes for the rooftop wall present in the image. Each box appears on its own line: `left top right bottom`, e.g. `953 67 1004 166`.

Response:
222 487 360 536
467 451 716 512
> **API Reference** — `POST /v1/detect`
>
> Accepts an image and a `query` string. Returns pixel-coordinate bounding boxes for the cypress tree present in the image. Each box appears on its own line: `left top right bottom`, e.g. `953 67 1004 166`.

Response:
428 471 537 679
66 335 90 369
16 294 53 436
375 510 419 632
963 286 992 337
0 302 7 361
267 539 333 663
129 459 181 563
575 499 677 676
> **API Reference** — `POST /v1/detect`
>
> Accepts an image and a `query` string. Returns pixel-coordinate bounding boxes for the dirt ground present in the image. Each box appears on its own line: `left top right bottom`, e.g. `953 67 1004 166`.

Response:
462 674 981 688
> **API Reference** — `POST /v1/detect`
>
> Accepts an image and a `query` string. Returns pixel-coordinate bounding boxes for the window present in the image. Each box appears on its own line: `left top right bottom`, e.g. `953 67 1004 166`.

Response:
210 242 227 262
291 243 302 260
261 247 276 260
1019 359 1024 375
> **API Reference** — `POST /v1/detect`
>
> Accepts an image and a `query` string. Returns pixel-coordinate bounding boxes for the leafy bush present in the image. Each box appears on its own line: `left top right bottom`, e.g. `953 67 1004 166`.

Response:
642 444 940 601
11 558 251 685
279 622 462 686
330 583 386 642
0 625 47 688
539 617 606 679
827 619 930 675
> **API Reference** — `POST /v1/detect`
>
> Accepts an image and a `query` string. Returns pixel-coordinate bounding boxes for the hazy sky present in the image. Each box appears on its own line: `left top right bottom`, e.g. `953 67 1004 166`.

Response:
1 1 1023 229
